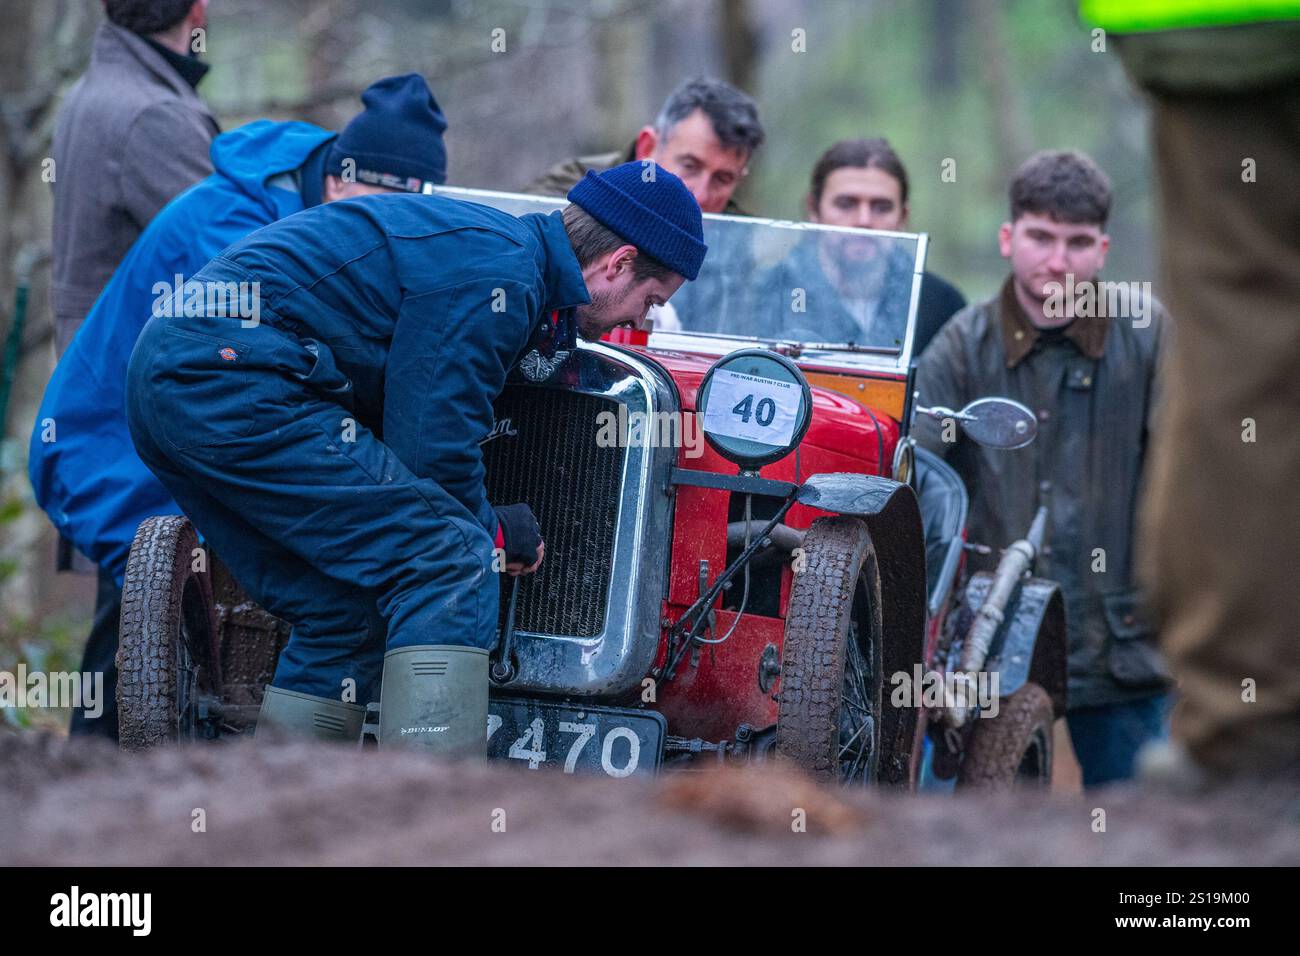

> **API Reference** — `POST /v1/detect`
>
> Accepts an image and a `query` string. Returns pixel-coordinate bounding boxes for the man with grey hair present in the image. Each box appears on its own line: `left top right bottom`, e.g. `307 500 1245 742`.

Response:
525 75 764 215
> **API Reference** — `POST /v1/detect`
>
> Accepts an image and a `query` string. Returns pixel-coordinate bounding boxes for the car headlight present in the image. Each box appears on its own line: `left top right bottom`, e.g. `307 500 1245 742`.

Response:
696 348 813 472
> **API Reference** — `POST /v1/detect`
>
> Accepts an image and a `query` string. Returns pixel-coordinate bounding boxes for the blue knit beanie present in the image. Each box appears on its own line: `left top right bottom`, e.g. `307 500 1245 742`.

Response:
325 74 448 192
567 162 707 281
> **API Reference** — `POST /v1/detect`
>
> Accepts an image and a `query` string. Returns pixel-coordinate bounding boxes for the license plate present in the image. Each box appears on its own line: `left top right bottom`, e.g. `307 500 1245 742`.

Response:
487 697 666 777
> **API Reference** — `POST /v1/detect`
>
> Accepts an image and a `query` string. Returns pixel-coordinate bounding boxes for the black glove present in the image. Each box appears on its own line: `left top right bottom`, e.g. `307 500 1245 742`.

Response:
494 503 542 565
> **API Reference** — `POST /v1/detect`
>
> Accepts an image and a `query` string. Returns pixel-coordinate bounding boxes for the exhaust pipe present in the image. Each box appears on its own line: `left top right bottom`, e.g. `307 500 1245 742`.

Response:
941 504 1048 728
725 520 805 554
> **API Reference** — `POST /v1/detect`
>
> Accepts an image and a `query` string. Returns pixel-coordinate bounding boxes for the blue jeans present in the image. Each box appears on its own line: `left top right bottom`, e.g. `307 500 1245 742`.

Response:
1068 694 1172 787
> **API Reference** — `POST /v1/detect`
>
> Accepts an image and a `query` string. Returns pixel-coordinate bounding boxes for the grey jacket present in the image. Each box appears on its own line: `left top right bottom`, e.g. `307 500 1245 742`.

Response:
915 277 1174 709
51 21 218 353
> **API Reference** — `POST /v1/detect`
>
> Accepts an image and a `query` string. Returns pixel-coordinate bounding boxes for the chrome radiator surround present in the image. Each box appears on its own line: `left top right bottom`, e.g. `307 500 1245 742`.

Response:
484 342 677 698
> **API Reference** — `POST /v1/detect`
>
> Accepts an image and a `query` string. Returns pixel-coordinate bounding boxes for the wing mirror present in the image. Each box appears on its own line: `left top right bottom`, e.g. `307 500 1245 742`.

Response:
915 397 1037 450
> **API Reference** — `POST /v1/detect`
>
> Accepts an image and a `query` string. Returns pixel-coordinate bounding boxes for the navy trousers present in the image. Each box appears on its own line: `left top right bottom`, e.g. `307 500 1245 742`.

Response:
125 313 499 703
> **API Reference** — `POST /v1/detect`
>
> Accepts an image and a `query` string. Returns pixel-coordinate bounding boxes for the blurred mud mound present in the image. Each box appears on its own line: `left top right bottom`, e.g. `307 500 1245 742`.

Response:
1 732 1296 866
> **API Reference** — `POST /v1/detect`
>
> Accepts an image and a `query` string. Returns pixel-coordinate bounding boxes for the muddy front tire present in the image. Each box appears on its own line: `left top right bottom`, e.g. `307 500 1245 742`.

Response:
957 682 1054 789
117 516 221 750
775 516 884 785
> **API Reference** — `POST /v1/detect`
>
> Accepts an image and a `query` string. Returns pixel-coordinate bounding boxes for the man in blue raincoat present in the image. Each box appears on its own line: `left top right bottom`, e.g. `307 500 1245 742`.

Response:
29 73 450 739
124 162 706 755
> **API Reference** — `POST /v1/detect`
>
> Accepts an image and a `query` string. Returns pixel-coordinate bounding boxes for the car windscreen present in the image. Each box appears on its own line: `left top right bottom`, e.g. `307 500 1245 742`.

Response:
431 186 926 364
664 215 924 356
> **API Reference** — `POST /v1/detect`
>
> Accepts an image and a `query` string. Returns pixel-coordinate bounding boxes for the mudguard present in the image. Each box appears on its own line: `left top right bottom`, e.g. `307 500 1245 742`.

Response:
801 473 928 786
960 573 1068 718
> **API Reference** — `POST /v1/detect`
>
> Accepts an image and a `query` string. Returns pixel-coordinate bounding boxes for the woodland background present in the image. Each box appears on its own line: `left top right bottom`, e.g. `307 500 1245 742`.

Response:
0 0 1152 708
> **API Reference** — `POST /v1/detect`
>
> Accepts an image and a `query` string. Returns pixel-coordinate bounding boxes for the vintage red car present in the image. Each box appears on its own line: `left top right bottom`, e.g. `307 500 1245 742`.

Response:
117 188 1066 790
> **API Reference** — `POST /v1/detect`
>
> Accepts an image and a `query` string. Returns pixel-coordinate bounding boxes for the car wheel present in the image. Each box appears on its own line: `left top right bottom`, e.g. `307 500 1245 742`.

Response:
117 516 221 750
775 516 884 785
956 682 1054 789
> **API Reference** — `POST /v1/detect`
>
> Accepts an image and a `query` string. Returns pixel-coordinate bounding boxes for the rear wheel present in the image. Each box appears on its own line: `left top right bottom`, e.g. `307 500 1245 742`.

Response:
117 516 221 750
775 516 884 786
957 682 1054 789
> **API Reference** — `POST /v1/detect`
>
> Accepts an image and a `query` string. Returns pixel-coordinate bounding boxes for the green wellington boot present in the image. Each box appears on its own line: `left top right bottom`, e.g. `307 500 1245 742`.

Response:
255 686 367 743
378 645 488 757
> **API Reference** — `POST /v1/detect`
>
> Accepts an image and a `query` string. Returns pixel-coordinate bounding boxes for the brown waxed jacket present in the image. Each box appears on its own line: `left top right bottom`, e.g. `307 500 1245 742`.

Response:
915 276 1174 709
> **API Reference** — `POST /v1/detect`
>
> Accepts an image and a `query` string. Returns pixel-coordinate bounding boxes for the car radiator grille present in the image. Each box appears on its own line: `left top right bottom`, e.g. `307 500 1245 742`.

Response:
482 386 625 637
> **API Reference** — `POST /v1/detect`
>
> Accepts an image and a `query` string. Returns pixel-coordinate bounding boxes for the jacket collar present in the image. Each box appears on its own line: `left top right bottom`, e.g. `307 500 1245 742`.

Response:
297 137 333 208
526 210 591 314
93 21 208 105
998 275 1109 368
143 36 210 89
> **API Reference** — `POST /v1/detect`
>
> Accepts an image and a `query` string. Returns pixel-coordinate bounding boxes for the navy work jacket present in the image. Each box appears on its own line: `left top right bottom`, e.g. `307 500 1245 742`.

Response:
197 194 590 539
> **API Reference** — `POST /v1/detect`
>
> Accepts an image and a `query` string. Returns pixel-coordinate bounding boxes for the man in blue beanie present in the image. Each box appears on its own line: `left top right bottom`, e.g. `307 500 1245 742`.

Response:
29 73 448 740
123 161 705 755
323 73 448 192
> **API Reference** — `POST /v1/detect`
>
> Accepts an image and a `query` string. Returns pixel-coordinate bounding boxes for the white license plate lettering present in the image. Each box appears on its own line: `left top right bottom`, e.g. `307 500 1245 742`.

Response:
559 721 597 774
600 726 641 778
489 702 661 776
507 717 547 769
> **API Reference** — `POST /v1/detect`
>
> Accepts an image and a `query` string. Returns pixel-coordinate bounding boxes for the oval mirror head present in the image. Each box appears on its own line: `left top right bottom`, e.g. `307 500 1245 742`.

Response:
696 348 813 471
959 397 1037 449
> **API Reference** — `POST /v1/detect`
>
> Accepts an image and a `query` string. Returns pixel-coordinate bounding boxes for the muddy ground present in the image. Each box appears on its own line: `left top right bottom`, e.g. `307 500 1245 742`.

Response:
1 731 1296 866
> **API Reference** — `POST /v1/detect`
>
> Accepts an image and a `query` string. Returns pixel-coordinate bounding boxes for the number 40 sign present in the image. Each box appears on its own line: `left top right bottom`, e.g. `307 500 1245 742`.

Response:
702 369 800 448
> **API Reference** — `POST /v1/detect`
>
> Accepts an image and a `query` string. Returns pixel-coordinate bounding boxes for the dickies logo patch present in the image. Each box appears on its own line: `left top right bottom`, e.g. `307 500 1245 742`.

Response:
218 347 238 362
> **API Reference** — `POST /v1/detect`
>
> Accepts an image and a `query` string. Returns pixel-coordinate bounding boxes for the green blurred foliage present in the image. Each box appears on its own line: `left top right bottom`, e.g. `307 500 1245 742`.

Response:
747 0 1152 303
0 485 84 732
194 0 1155 309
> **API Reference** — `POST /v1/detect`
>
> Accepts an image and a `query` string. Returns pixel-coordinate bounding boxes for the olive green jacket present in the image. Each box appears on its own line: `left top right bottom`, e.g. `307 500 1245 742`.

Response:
1081 0 1300 93
522 142 749 215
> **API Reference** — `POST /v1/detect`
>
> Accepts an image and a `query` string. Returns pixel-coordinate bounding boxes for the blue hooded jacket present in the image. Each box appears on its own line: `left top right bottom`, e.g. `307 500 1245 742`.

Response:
29 120 337 584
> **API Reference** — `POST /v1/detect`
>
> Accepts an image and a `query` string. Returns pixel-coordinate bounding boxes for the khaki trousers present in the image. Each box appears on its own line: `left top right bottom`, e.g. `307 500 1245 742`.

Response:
1140 80 1300 777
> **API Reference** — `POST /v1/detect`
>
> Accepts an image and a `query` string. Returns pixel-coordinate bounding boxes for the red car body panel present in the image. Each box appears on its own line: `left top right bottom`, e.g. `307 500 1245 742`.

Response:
622 344 903 741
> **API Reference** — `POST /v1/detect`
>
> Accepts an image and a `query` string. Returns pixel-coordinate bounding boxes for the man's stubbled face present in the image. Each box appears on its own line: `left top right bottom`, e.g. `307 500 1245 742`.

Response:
809 166 907 267
999 212 1109 321
810 165 907 232
575 270 685 342
636 109 749 214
